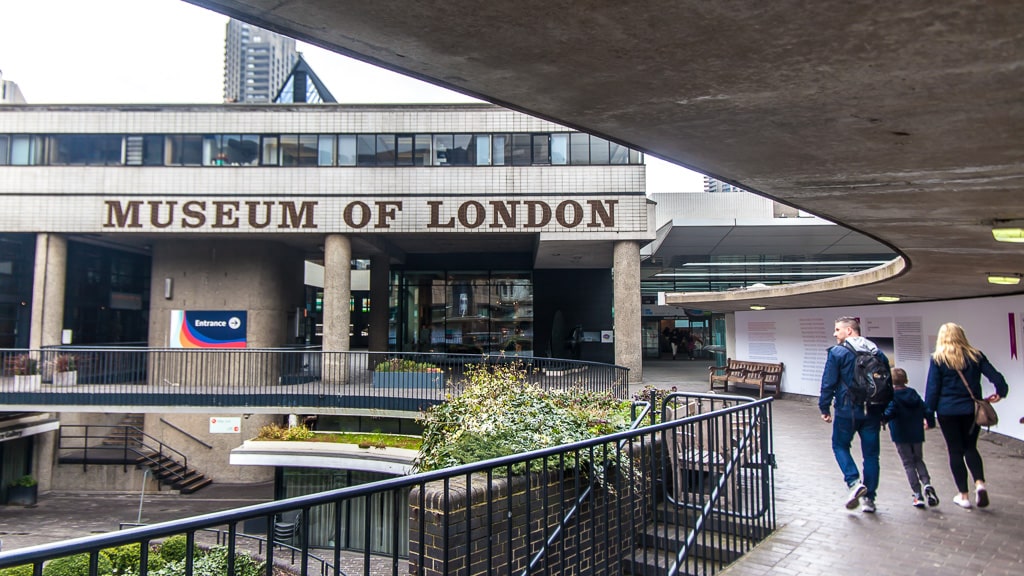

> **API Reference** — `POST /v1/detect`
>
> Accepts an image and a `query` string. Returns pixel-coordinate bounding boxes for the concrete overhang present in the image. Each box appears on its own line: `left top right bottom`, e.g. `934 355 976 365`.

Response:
190 0 1024 310
230 440 418 475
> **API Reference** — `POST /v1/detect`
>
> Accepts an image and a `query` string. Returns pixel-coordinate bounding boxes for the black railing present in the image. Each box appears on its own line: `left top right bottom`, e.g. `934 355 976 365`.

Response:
0 348 629 413
57 424 189 484
0 392 774 576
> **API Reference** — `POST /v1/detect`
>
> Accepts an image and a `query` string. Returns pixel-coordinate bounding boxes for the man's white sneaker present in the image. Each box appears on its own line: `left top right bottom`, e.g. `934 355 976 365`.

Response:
953 494 972 509
845 482 867 509
861 497 876 513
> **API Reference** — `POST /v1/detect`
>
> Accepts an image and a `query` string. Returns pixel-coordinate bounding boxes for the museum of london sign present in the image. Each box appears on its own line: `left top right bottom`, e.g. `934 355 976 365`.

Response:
101 196 645 233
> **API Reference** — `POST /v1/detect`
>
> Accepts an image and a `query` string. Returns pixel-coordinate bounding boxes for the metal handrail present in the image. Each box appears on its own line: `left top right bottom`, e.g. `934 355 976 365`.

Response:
58 424 190 483
1 348 630 413
1 396 775 576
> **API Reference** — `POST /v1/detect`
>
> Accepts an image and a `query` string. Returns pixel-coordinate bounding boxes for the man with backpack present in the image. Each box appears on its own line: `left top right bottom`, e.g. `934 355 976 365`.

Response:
819 316 892 513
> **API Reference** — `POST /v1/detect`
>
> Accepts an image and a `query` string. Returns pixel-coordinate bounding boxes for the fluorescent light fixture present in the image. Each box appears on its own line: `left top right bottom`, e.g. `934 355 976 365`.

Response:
681 260 889 267
987 273 1022 285
992 220 1024 243
749 305 767 311
876 295 901 302
653 271 855 278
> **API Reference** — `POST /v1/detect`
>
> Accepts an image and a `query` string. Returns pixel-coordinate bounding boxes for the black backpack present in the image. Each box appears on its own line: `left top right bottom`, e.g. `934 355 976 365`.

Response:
841 341 893 407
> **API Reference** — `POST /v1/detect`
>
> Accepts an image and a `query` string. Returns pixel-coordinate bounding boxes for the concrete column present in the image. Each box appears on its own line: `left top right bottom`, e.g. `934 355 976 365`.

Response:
323 235 352 353
613 240 642 382
29 233 67 349
368 255 390 352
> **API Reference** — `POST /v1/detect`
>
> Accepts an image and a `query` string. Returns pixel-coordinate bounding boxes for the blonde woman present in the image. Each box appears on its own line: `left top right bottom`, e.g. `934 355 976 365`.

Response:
924 323 1008 509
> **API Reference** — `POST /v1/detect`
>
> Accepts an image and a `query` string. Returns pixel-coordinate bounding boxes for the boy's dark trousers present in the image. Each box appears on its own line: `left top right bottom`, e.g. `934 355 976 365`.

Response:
895 442 931 495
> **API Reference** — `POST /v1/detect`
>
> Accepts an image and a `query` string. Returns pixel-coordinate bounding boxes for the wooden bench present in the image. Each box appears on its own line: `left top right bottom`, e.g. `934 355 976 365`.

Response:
709 358 784 398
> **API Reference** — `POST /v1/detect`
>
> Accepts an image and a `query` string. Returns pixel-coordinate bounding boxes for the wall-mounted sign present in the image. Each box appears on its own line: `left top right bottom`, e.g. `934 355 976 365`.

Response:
209 417 241 434
170 310 247 348
601 330 615 343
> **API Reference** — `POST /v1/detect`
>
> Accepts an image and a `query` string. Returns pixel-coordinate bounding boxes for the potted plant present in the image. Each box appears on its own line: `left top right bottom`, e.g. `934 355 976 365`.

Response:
7 353 41 390
52 353 78 387
372 358 444 389
6 474 38 505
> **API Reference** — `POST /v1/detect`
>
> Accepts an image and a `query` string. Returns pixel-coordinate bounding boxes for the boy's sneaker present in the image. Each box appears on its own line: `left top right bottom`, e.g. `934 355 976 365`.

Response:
953 494 972 509
861 497 876 513
912 494 926 508
844 482 867 509
975 486 989 508
923 485 939 507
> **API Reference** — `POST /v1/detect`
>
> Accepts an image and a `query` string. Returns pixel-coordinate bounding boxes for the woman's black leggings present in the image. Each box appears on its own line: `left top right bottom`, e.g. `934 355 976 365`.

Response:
937 413 985 493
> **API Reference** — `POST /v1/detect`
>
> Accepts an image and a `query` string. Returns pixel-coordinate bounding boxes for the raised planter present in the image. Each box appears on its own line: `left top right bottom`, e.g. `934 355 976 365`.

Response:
52 370 78 387
372 371 444 389
6 484 38 506
14 374 42 390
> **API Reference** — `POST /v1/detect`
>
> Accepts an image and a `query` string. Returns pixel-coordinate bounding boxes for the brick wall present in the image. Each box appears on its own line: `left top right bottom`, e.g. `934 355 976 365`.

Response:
409 454 648 576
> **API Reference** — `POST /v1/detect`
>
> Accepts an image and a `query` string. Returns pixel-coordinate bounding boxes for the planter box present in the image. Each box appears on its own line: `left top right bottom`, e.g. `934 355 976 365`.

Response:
52 370 78 387
372 371 443 389
7 484 38 506
14 374 42 390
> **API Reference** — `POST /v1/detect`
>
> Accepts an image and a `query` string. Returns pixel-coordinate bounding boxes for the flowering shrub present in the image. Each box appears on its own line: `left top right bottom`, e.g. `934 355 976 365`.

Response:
374 358 442 373
6 354 38 376
54 353 77 372
416 362 632 473
255 423 314 441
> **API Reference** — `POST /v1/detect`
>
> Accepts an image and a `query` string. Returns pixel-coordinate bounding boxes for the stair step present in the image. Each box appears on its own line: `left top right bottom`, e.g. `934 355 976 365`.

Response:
641 523 751 563
621 549 723 576
177 475 214 494
653 503 772 541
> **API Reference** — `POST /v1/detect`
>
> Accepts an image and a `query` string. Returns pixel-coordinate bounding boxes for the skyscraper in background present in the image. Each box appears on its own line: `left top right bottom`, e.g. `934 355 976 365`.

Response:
703 176 747 194
1 70 27 104
223 19 298 103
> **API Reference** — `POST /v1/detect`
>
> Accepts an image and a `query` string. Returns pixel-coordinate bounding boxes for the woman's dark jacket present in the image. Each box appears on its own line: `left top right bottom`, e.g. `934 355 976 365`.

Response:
924 353 1008 417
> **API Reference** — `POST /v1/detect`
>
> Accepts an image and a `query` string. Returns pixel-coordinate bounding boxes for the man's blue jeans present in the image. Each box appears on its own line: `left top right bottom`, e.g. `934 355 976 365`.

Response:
832 413 881 498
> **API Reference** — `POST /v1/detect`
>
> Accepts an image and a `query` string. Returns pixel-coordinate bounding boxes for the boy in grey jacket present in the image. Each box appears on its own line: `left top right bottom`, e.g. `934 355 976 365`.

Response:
882 368 938 508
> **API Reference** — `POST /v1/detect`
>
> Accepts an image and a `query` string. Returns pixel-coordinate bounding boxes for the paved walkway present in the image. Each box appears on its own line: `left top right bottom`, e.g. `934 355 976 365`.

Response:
2 359 1022 574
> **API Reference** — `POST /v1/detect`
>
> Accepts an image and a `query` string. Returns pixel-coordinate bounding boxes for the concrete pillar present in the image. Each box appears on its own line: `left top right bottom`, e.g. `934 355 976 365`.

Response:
613 240 642 382
29 233 67 349
368 255 390 352
323 235 352 353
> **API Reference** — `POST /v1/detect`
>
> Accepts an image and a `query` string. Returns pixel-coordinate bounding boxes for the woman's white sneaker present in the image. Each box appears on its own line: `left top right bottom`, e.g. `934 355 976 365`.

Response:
953 494 972 509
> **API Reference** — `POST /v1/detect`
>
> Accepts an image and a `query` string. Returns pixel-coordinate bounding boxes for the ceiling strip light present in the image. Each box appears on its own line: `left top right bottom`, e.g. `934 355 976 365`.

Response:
987 273 1022 285
876 295 901 302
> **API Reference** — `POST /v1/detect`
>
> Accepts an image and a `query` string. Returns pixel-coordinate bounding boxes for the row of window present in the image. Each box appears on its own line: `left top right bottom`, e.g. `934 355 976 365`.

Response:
0 132 643 168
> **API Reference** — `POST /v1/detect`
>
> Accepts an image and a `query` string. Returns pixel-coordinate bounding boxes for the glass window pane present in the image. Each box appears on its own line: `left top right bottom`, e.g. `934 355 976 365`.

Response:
280 135 300 166
143 135 164 166
511 134 531 165
357 134 377 166
337 135 356 166
375 134 396 165
396 135 414 166
570 133 590 165
10 135 40 165
238 135 260 166
180 135 202 165
0 135 8 165
474 134 491 165
298 135 318 166
630 149 642 164
590 136 610 164
261 135 279 166
48 135 122 165
414 134 431 166
492 134 508 166
609 142 629 164
318 135 335 166
202 135 222 166
449 135 471 166
550 134 568 165
433 135 453 165
532 134 549 165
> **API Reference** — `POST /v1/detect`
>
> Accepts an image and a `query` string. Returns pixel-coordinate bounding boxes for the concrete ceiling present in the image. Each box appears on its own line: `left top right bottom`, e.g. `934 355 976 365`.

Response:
190 0 1024 312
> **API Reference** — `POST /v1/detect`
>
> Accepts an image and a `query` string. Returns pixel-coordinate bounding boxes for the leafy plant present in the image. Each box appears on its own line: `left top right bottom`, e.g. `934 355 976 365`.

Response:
9 474 37 487
149 546 263 576
416 361 633 473
41 553 113 576
0 565 33 576
53 353 77 372
254 423 314 441
102 543 142 576
158 535 188 564
7 354 39 376
374 358 442 373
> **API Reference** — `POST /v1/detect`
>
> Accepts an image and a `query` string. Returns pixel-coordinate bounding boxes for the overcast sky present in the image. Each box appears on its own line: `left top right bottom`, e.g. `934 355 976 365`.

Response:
0 0 703 191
